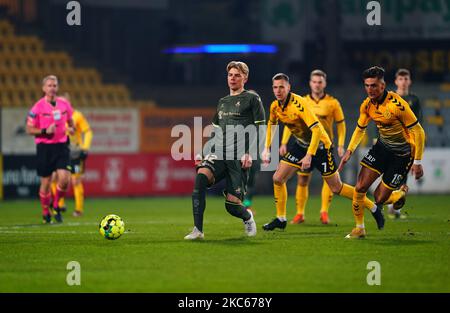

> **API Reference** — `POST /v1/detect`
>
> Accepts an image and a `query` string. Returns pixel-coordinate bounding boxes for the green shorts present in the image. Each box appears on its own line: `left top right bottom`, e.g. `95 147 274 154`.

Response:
197 154 249 201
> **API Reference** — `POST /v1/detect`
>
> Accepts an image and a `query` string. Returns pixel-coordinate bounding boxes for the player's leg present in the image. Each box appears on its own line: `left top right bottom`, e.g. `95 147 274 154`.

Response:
185 155 224 239
72 158 84 217
72 173 84 216
320 178 333 224
53 168 70 223
291 173 311 224
39 176 53 223
379 154 413 219
243 160 259 214
262 161 298 231
36 143 55 223
223 161 256 236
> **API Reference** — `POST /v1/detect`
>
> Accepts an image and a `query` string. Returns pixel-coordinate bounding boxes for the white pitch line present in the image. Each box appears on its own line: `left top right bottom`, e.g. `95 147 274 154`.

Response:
0 220 174 230
0 230 135 234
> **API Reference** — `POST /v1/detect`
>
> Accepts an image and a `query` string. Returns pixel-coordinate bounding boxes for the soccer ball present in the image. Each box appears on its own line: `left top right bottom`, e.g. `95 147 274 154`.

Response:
99 214 125 240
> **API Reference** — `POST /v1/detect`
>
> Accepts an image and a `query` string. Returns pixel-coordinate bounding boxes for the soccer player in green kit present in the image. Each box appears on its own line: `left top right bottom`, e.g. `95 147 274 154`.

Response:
387 69 423 219
185 61 266 240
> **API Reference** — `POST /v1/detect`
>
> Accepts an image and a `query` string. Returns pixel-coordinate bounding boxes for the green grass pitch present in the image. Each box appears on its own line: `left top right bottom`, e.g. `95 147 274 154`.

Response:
0 195 449 292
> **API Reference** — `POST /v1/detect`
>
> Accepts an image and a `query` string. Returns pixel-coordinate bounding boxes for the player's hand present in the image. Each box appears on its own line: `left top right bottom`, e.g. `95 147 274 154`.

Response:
46 123 56 135
337 145 345 158
298 154 312 171
241 154 253 169
67 126 75 135
279 144 287 157
194 154 203 167
261 148 271 167
338 150 352 172
80 150 88 160
411 164 423 180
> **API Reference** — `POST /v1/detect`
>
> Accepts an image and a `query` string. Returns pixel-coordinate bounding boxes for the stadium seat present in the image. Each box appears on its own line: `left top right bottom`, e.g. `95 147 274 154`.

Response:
0 20 14 37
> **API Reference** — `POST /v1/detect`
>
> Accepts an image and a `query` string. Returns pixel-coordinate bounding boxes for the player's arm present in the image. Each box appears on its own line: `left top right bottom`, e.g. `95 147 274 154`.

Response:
26 110 55 136
298 103 323 170
79 114 93 160
262 102 278 164
334 100 346 156
279 126 291 156
245 94 266 167
400 103 426 179
338 103 370 171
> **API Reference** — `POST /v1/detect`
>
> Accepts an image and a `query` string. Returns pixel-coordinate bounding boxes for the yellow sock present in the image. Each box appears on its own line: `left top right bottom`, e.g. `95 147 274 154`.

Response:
295 184 308 215
320 181 333 213
274 183 287 219
339 183 375 211
73 182 84 213
50 181 57 199
58 194 65 208
385 190 404 204
353 192 366 227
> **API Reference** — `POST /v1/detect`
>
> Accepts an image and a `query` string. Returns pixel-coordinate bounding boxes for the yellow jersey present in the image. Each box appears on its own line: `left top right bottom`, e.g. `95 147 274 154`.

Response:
69 110 93 151
304 93 345 144
266 92 332 153
354 91 418 154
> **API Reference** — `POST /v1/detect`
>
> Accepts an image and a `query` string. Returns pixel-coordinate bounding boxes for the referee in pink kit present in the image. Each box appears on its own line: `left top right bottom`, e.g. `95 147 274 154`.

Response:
26 75 75 224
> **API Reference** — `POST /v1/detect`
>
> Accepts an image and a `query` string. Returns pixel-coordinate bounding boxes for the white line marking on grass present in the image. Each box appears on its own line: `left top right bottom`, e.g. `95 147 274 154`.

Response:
0 220 167 230
0 230 135 234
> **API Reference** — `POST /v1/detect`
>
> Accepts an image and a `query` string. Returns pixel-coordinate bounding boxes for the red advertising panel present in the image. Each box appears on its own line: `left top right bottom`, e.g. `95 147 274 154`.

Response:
81 154 195 196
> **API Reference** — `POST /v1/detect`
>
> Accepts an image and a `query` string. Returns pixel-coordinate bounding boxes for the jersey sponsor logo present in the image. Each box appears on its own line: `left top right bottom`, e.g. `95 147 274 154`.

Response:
53 110 62 121
218 111 223 120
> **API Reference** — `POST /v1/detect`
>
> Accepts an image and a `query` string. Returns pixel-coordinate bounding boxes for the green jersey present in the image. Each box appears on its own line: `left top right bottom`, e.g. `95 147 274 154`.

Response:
402 93 422 124
209 90 266 158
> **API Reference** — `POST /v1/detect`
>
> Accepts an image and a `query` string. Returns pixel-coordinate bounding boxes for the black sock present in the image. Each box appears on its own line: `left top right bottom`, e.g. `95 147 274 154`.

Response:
192 174 209 232
225 201 251 221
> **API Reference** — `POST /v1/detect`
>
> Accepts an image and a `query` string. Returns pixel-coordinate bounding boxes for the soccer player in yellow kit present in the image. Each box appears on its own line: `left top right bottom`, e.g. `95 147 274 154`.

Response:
52 94 93 217
261 73 379 231
280 70 346 224
339 66 425 239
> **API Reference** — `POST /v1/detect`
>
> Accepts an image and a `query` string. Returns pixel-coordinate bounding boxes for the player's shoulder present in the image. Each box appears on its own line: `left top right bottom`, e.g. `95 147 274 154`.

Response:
386 91 409 107
57 96 72 107
242 90 262 103
359 97 371 111
29 97 45 111
324 93 340 104
290 92 306 103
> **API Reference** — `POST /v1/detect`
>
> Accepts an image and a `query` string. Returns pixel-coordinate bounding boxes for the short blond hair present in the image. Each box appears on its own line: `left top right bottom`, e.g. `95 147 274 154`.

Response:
310 69 327 80
42 75 58 86
226 61 249 77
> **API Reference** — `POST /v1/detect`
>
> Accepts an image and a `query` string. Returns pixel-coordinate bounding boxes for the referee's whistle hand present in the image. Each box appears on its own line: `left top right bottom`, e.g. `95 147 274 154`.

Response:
47 123 56 134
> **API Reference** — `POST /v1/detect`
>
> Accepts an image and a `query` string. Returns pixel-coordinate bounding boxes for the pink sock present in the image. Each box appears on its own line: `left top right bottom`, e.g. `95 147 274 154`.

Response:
53 186 66 209
39 192 51 215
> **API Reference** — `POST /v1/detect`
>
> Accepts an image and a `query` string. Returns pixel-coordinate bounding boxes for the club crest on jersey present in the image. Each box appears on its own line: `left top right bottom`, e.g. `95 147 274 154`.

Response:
235 101 240 107
383 109 392 119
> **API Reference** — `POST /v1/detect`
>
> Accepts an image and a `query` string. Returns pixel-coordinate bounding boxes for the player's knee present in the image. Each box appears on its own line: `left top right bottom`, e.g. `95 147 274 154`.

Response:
273 174 285 185
193 173 209 194
329 183 341 194
355 182 369 193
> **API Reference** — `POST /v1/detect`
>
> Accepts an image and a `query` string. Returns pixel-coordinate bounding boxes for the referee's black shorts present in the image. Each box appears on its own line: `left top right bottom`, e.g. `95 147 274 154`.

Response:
36 143 71 177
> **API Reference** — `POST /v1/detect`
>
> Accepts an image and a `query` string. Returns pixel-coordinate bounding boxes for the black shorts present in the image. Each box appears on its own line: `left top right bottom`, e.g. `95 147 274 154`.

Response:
197 154 248 201
36 143 71 177
281 140 337 177
360 140 413 190
70 157 85 174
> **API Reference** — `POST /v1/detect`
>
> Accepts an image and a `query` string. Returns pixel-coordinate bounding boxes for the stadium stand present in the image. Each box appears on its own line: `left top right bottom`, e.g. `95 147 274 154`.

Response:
0 19 156 108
